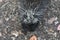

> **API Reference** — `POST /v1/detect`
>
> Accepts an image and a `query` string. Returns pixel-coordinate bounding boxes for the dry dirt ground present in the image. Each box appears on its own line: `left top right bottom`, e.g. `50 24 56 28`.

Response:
0 0 60 40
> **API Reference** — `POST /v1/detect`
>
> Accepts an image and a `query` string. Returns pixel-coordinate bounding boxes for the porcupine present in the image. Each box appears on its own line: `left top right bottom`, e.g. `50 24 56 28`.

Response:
19 0 50 33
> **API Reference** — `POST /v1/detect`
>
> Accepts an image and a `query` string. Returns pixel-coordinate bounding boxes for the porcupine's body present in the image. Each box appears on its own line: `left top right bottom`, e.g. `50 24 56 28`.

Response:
19 0 50 32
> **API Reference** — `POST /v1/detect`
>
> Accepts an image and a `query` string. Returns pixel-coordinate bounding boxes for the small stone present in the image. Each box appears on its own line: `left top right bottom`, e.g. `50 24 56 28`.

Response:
0 32 2 37
54 21 59 25
11 37 15 40
53 32 57 37
48 17 58 24
11 31 19 37
5 18 9 21
57 24 60 31
11 17 16 21
48 17 55 24
49 29 54 32
54 17 58 21
0 0 2 2
25 37 27 40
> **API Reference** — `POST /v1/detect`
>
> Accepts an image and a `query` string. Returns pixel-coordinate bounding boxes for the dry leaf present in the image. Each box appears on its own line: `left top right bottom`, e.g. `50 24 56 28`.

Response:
29 35 37 40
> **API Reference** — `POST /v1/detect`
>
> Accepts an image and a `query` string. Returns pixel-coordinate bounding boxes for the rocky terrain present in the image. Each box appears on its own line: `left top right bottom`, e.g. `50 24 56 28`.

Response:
0 0 60 40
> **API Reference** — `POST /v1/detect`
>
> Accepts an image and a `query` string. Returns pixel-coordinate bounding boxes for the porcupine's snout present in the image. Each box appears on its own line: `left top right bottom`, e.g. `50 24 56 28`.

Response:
21 20 39 32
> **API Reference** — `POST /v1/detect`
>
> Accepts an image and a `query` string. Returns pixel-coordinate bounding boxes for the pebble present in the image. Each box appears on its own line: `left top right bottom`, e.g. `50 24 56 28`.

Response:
57 24 60 31
53 32 57 37
25 37 27 40
11 37 15 40
11 31 19 37
48 17 55 24
0 32 2 37
47 29 54 35
5 17 9 21
54 17 58 21
54 21 59 25
0 0 2 2
49 28 54 32
48 17 58 24
11 17 16 21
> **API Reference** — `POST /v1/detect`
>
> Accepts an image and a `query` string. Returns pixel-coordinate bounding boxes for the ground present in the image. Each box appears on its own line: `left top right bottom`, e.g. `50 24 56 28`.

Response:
0 0 60 40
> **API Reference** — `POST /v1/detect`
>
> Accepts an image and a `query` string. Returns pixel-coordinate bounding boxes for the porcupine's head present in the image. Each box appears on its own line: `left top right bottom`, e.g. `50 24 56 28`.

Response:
19 0 50 32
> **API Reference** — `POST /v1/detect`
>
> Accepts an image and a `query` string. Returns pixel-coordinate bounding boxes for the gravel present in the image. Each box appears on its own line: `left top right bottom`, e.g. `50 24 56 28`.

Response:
0 0 60 40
